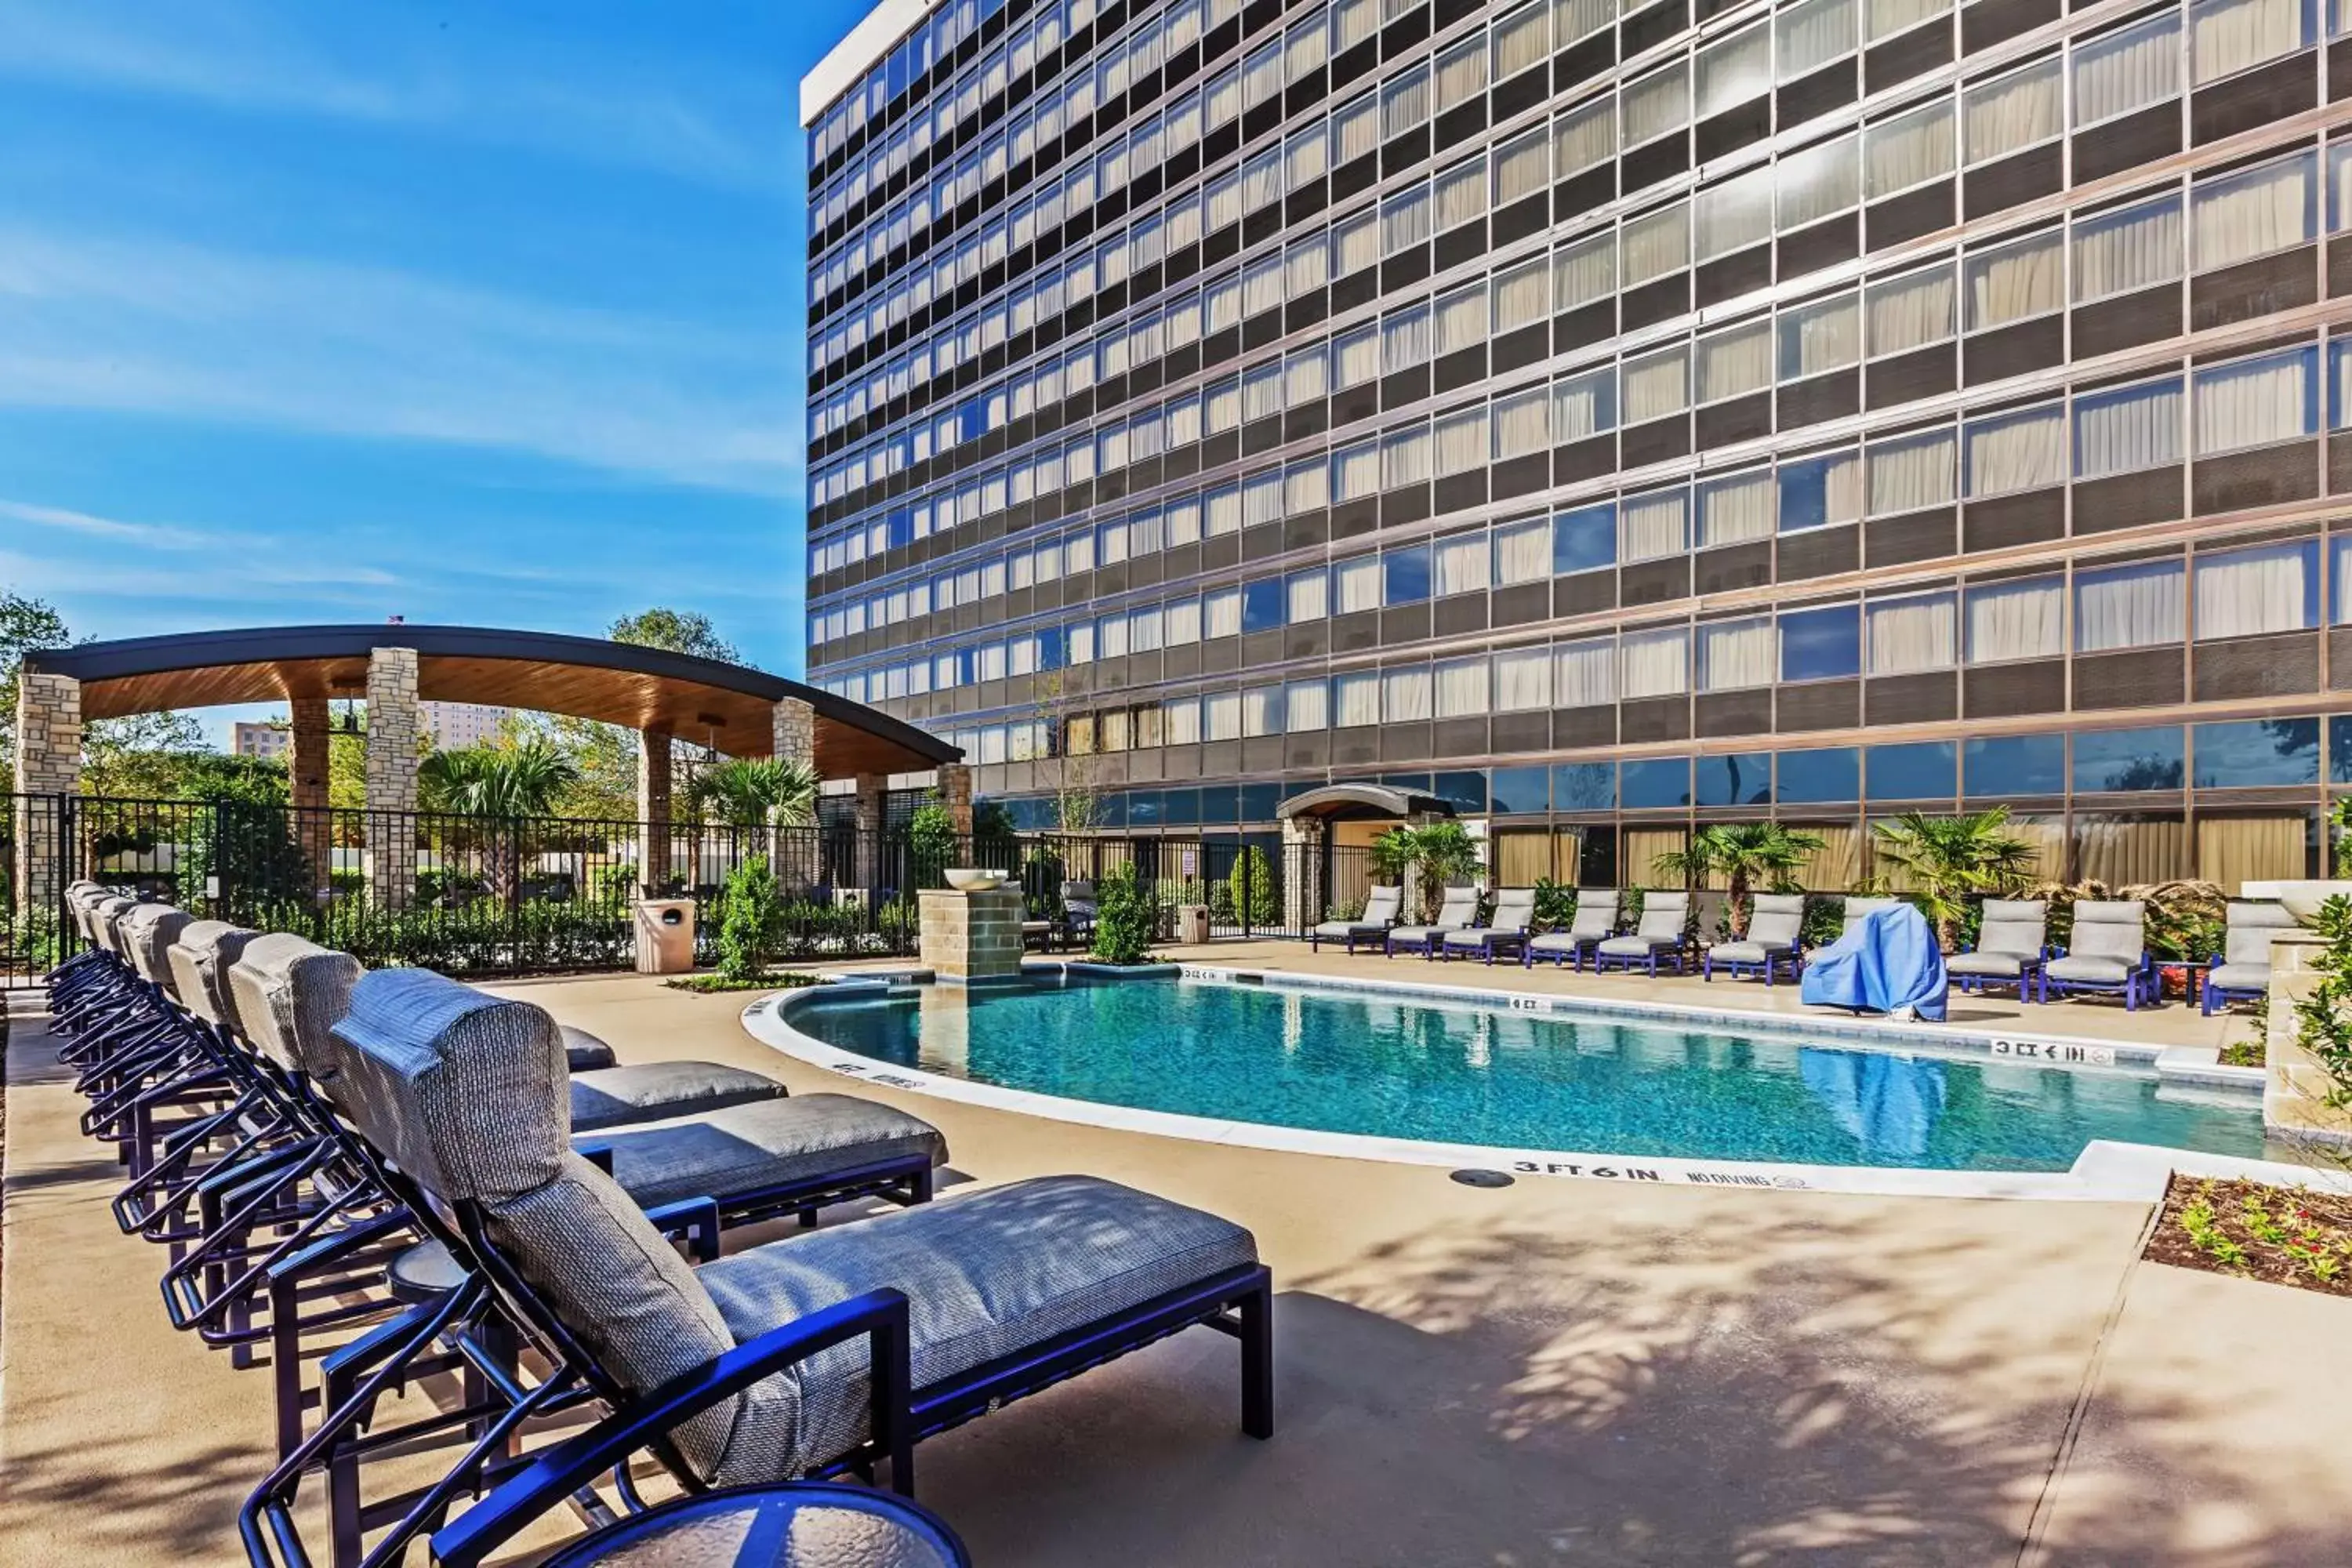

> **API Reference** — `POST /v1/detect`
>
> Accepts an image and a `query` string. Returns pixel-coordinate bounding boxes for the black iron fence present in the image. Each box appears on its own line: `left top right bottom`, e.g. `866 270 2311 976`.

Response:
2 794 1390 983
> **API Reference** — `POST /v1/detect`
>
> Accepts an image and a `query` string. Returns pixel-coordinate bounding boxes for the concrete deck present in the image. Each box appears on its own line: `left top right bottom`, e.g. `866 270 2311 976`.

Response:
3 972 2346 1567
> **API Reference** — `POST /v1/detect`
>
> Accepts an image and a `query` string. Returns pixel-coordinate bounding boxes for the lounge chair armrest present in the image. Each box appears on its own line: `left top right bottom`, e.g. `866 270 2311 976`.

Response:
575 1142 615 1175
430 1287 915 1568
642 1195 722 1262
263 1207 412 1286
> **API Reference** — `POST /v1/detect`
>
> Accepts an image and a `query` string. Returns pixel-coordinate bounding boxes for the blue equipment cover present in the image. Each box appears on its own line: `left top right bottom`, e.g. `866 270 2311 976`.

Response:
1798 902 1948 1021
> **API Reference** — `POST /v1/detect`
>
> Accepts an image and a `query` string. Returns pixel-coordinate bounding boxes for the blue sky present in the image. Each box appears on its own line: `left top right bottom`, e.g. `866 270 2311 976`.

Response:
0 0 873 725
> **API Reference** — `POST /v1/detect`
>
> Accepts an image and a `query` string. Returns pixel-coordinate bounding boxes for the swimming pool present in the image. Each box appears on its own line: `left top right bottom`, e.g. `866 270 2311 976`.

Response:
782 973 2269 1174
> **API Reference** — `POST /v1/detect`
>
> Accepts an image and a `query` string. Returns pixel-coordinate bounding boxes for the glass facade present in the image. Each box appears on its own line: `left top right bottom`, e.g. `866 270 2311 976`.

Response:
800 0 2352 889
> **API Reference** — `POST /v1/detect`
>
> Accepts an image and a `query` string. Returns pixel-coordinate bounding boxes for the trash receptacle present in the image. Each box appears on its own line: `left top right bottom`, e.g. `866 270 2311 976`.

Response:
634 898 696 975
1176 903 1211 945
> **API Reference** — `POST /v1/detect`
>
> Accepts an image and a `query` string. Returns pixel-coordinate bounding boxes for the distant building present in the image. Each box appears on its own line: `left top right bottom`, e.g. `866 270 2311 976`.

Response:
421 702 511 750
232 723 290 760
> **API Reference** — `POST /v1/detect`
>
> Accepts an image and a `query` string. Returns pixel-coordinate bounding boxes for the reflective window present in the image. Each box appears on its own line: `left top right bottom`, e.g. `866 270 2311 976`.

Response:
1777 746 1860 802
2073 726 2187 792
1552 761 1617 811
1780 603 1862 681
1695 752 1772 807
1621 757 1692 808
1490 765 1551 814
1866 740 1956 800
2193 717 2321 787
1962 733 2066 797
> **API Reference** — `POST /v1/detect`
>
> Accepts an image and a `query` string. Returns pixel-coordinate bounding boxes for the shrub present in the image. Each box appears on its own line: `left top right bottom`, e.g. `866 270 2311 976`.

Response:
1531 877 1576 931
1207 879 1236 925
905 799 960 889
1229 845 1278 926
716 855 784 981
1090 862 1156 964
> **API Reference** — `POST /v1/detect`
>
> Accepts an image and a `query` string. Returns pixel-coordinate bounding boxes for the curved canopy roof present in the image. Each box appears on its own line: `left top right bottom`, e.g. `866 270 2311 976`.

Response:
24 623 958 778
1275 784 1454 822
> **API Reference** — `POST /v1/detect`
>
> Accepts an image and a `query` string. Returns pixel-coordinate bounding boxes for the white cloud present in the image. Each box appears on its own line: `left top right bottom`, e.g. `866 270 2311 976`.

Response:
0 227 802 495
0 0 794 192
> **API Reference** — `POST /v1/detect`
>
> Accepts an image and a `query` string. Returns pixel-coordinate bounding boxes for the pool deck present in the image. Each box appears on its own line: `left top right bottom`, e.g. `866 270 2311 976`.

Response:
7 969 2352 1567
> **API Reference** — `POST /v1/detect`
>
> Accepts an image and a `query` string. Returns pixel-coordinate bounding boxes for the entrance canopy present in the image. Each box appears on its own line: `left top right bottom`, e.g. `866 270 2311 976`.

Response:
1275 783 1455 822
23 623 956 776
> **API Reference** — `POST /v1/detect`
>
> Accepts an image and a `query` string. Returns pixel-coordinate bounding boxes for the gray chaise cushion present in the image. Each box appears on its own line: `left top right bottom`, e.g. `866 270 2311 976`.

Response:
2045 954 2132 984
2047 900 2144 986
560 1024 619 1073
120 902 194 985
167 922 261 1030
1598 892 1687 956
695 1173 1260 1482
1709 940 1791 965
230 934 365 1079
588 1094 948 1210
569 1060 785 1132
1945 952 2026 978
1842 896 1903 935
2208 963 2271 991
90 895 138 957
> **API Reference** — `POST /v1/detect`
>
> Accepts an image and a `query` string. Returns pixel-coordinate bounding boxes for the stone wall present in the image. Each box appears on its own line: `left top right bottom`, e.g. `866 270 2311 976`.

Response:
364 648 419 908
11 673 80 918
771 698 814 769
919 886 1025 980
939 762 974 835
638 726 673 895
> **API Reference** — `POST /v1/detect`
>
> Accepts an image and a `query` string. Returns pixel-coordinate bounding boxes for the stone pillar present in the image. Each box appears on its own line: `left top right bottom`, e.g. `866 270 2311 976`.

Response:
770 697 818 896
1281 814 1320 933
919 885 1025 982
364 648 419 909
771 697 815 770
289 697 334 899
11 672 80 922
938 762 975 837
853 771 887 897
637 727 673 895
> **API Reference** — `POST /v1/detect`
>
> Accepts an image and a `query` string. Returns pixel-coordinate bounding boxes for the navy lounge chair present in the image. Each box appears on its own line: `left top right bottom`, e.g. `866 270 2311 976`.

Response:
1703 893 1805 985
1440 887 1539 964
1945 899 2049 1001
2201 901 2296 1014
1525 889 1620 970
1590 891 1693 976
1308 884 1402 953
2043 899 2157 1009
1385 887 1480 958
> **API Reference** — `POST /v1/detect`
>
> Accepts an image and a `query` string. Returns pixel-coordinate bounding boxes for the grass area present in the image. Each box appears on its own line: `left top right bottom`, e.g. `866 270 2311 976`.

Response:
662 971 826 994
2147 1174 2352 1298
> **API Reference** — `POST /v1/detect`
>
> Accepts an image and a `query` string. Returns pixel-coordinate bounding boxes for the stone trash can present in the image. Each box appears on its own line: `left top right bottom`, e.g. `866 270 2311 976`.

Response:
633 898 696 975
1176 903 1212 945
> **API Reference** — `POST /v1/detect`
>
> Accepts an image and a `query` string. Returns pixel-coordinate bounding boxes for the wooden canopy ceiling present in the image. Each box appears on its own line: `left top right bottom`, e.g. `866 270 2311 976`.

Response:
24 624 957 779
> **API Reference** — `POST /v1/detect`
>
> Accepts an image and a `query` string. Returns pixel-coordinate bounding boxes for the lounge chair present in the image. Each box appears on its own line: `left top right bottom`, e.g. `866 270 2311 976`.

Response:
1309 885 1401 953
1945 899 2049 1001
278 968 1272 1568
1590 891 1693 976
1841 896 1904 935
1703 893 1806 985
2043 899 2156 1009
1441 887 1539 964
2201 901 2296 1014
1525 889 1621 971
1062 879 1099 946
1385 887 1479 958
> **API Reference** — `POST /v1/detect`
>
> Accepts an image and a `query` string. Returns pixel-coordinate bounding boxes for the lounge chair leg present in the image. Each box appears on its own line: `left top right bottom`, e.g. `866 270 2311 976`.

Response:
1239 1281 1274 1440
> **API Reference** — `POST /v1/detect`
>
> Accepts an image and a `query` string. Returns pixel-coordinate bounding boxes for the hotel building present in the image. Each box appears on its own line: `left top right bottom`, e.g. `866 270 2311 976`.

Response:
800 0 2352 891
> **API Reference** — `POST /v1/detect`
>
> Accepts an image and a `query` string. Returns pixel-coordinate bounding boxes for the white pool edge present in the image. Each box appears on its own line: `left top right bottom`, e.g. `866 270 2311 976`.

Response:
739 975 2349 1204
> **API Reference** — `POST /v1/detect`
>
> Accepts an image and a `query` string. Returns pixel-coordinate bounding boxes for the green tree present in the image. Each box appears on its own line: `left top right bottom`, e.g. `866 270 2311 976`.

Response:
1089 862 1156 964
905 797 960 889
1229 844 1277 926
715 854 785 980
420 742 581 818
684 757 818 828
609 607 743 666
1870 807 2040 949
1648 822 1827 938
1369 820 1483 920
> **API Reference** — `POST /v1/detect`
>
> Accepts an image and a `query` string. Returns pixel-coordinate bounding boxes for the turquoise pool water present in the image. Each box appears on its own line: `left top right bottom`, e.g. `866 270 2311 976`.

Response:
791 976 2270 1171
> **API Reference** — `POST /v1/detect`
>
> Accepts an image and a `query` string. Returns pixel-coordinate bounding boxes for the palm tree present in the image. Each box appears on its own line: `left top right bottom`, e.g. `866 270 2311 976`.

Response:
419 742 581 905
1368 820 1485 920
1649 822 1826 937
684 757 818 829
1870 807 2040 949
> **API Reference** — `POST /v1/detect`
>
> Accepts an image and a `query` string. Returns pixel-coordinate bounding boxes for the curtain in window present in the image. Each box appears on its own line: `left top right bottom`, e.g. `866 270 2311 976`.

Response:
1791 451 1865 524
1433 532 1490 594
1965 232 2062 328
1493 387 1551 457
1207 174 1244 231
1492 648 1552 711
2193 0 2306 83
2075 561 2186 651
1287 460 1330 512
1555 96 1617 176
2196 812 2303 893
1200 691 1240 741
1779 292 1861 377
1333 210 1379 274
1494 521 1550 583
1382 305 1432 371
1866 593 1957 673
1327 329 1374 392
1286 350 1328 406
1966 405 2065 495
1556 0 1616 45
1865 100 1954 198
1434 158 1488 229
1382 666 1434 721
1434 285 1486 352
1164 698 1202 744
1434 658 1490 717
1697 25 1771 114
2194 348 2312 454
1621 203 1690 283
1621 627 1690 697
1206 485 1243 535
1964 58 2060 165
1131 607 1165 651
1243 361 1283 420
1241 686 1283 737
1554 368 1617 437
1620 490 1689 561
1243 471 1283 527
1334 93 1378 162
1623 65 1690 143
1779 136 1860 227
1287 679 1329 731
2193 152 2314 270
1335 556 1381 612
1555 230 1617 307
1867 266 1955 352
1243 256 1284 318
1698 321 1773 401
1434 409 1486 475
1287 571 1330 624
1493 260 1549 330
1382 424 1432 486
1167 597 1203 644
1436 37 1488 109
1490 134 1548 212
1867 0 1948 38
1779 0 1857 76
1697 168 1773 260
2195 542 2312 637
1494 2 1549 75
1382 184 1431 252
1699 617 1775 689
2071 196 2182 301
1334 671 1381 726
2074 378 2183 477
1700 471 1775 546
1203 588 1243 640
1286 125 1329 187
1555 638 1616 704
1624 349 1690 422
1098 614 1131 659
2074 13 2180 125
1333 440 1380 499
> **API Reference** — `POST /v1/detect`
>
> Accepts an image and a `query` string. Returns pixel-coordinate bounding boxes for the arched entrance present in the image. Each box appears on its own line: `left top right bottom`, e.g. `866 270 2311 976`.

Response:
1273 784 1456 931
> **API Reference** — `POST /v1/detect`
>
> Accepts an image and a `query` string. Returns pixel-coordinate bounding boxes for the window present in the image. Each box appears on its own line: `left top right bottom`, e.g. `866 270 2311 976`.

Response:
1166 695 1202 747
1385 543 1432 604
2074 559 2186 651
1494 646 1552 710
1432 157 1487 230
1203 691 1243 741
1433 284 1485 354
1866 265 1955 354
1382 423 1432 487
1620 488 1688 561
1555 230 1617 309
1699 615 1775 689
1494 1 1549 76
1965 575 2063 662
2074 376 2183 477
1699 470 1775 546
2191 0 2310 84
2193 345 2318 455
1334 555 1381 612
2074 725 2185 791
1777 746 1860 801
1779 136 1860 229
1867 741 1956 799
1382 303 1432 370
2192 151 2317 271
1963 58 2061 166
1494 387 1551 457
1494 129 1549 206
1963 733 2066 796
1287 679 1329 731
1779 290 1861 379
1334 670 1380 727
1554 365 1617 438
1965 403 2065 495
1433 530 1490 594
1779 0 1857 78
1621 757 1691 808
1624 346 1690 423
1866 592 1957 673
1697 321 1773 402
1622 64 1690 146
1333 438 1381 499
1381 64 1429 138
1621 202 1690 285
1697 24 1770 116
1382 665 1433 721
1333 93 1378 164
1697 753 1773 808
1555 503 1617 572
2073 194 2183 303
2194 540 2318 637
1864 100 1954 198
1242 685 1283 737
1242 578 1284 632
1434 34 1487 111
1434 657 1490 717
1697 167 1773 260
1621 626 1690 697
1555 637 1615 704
1965 230 2062 328
1867 0 1949 40
1287 568 1330 623
1205 586 1243 638
1555 94 1616 179
1780 450 1862 530
2074 13 2182 126
1780 603 1862 681
2195 717 2321 786
1867 427 1955 514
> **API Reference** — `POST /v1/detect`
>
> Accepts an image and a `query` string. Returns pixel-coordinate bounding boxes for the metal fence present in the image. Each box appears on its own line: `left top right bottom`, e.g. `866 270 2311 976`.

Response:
2 794 1388 983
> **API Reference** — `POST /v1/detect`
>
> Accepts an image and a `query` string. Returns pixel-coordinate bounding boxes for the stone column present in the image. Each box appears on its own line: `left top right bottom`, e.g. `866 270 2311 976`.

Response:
637 727 673 896
2263 931 2352 1146
363 648 420 909
938 761 974 837
770 697 818 895
1281 814 1320 933
852 771 887 899
11 672 80 923
919 885 1025 982
771 697 815 770
289 697 334 899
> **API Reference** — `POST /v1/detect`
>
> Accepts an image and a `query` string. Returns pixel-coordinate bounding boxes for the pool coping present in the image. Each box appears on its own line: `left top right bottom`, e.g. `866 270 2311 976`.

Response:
740 967 2332 1204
